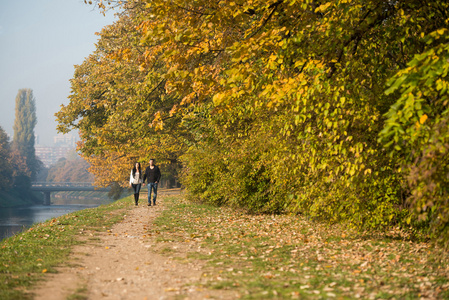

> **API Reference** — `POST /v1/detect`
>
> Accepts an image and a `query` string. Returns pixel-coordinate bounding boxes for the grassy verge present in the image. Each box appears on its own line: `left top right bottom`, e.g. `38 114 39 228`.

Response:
0 196 133 300
150 196 449 299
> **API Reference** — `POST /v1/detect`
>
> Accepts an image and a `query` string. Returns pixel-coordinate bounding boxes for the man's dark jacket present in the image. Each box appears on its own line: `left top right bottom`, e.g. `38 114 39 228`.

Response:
143 166 161 184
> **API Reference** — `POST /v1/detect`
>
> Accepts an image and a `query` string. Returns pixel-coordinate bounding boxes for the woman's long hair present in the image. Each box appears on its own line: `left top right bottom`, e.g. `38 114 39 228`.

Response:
132 162 141 177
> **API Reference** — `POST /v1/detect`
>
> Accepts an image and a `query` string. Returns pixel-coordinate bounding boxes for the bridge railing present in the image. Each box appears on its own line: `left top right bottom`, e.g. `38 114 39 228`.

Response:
31 182 96 188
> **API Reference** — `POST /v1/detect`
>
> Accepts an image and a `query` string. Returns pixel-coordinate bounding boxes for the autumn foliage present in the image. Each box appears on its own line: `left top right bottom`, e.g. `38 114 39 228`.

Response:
57 0 449 246
0 126 13 191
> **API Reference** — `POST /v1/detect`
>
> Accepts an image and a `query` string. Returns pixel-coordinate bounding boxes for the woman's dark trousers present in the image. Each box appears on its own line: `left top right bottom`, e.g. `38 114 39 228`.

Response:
132 183 141 205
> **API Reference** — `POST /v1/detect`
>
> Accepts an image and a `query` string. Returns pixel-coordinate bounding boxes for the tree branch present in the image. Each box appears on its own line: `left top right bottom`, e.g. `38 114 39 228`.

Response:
326 4 390 79
145 79 166 102
247 0 284 39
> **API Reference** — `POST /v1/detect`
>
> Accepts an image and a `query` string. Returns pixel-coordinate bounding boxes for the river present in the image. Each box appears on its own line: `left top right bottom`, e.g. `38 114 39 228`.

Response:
0 197 116 241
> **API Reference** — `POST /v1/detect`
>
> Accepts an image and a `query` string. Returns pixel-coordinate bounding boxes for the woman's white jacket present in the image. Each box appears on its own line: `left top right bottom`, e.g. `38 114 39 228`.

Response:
130 170 143 185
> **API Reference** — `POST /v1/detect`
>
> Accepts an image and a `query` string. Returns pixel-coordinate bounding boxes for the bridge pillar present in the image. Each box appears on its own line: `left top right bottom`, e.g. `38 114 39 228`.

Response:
43 192 51 206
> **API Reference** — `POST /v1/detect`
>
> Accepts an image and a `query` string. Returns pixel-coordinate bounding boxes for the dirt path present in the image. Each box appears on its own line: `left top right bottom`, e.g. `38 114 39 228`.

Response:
33 192 237 300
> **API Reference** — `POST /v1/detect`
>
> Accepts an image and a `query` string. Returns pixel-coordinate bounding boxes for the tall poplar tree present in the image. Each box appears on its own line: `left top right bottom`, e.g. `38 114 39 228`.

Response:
12 88 39 182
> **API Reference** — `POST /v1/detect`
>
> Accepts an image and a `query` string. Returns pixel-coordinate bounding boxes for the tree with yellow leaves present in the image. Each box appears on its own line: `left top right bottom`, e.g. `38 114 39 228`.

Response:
58 0 449 246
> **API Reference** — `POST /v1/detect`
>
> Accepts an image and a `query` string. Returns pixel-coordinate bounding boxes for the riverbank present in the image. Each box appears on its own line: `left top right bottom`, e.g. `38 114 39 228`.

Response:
40 194 449 299
0 196 133 300
2 190 449 299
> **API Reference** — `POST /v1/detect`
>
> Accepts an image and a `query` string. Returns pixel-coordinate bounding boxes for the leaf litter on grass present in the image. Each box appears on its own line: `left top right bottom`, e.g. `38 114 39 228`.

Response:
0 198 132 300
149 196 449 299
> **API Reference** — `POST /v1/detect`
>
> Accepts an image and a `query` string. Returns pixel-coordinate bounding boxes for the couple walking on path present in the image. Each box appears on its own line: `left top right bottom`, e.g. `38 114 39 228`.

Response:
129 159 162 206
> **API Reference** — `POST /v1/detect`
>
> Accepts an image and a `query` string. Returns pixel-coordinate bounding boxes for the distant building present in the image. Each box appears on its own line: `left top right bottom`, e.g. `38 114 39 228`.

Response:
35 145 73 168
54 133 77 147
35 134 78 168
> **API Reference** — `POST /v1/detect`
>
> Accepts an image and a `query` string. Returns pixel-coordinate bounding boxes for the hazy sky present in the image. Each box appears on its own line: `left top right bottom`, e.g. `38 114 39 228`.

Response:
0 0 116 146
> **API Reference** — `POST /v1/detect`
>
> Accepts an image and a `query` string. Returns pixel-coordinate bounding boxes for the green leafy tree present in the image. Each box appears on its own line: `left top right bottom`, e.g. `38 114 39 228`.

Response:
379 30 449 246
12 88 39 183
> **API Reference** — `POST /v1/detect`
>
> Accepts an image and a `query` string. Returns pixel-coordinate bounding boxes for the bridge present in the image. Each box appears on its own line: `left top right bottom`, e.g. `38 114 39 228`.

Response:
31 182 110 205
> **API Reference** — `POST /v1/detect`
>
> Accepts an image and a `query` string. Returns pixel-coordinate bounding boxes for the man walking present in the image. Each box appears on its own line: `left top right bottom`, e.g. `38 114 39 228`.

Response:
143 158 162 206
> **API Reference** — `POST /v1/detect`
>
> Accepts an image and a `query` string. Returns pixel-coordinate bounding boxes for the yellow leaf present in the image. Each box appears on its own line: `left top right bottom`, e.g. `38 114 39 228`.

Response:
212 93 225 105
419 114 428 124
415 121 420 129
436 28 446 36
315 2 331 13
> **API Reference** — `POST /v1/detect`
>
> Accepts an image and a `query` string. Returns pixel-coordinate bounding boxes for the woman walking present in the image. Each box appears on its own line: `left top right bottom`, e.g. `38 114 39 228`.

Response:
129 162 143 206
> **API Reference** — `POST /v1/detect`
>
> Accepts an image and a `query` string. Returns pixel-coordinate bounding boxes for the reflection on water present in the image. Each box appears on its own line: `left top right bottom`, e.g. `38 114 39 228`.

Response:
0 197 115 241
